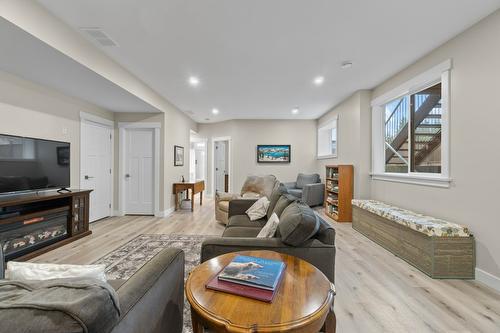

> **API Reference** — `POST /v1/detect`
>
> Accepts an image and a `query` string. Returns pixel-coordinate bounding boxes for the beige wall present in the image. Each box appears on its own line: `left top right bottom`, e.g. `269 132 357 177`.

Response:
369 10 500 278
198 120 318 195
0 70 113 188
163 107 198 210
316 90 372 198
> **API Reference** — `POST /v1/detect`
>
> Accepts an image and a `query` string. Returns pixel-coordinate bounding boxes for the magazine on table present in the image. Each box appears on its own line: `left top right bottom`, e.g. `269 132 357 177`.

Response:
217 255 286 291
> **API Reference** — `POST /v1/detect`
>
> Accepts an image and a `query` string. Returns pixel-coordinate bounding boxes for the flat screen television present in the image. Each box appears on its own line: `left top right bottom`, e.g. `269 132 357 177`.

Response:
0 134 70 195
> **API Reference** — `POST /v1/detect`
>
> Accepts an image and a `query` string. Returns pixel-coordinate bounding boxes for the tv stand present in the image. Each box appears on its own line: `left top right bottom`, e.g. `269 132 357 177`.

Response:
0 189 92 261
57 187 72 194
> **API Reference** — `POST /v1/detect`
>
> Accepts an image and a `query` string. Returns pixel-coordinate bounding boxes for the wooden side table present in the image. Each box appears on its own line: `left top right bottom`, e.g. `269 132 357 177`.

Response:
172 180 205 212
186 250 336 333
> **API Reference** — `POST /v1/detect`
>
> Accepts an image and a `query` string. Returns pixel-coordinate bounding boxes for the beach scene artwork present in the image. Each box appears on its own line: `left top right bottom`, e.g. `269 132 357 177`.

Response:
257 145 290 163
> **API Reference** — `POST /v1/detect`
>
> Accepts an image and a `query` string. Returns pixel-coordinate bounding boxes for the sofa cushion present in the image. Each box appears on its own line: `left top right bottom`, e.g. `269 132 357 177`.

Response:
228 215 267 228
222 226 262 238
296 173 320 189
245 196 270 221
267 182 289 219
278 202 320 246
218 200 230 213
287 188 303 199
272 194 297 218
352 199 470 237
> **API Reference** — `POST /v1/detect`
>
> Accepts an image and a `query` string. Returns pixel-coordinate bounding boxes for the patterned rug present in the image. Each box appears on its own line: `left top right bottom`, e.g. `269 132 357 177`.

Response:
94 234 212 333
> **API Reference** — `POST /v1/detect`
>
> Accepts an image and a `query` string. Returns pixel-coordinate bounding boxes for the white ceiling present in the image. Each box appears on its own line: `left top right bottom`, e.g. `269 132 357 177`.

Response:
37 0 500 122
0 18 159 113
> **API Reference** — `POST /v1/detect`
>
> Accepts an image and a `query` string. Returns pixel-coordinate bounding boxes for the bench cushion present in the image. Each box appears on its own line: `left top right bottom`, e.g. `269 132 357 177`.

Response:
352 200 470 237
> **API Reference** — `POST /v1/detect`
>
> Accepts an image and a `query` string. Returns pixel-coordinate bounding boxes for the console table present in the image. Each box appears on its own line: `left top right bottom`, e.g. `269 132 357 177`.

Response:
0 189 92 261
172 181 205 212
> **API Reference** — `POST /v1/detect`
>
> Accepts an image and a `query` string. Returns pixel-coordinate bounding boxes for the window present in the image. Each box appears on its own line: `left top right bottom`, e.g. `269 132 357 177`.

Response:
317 117 338 158
371 60 450 187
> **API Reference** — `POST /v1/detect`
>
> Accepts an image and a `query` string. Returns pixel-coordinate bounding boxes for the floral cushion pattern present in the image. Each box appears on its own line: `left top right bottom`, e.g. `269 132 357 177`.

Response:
352 199 470 237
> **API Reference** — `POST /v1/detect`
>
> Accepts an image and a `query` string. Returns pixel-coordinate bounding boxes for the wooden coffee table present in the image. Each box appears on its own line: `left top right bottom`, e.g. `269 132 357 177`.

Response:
186 250 336 333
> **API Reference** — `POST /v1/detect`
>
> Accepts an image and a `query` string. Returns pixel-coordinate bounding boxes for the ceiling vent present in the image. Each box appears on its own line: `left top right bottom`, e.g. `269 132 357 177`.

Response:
79 27 118 47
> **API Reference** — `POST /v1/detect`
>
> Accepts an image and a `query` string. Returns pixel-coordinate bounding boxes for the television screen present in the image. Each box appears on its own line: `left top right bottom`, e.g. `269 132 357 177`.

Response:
0 134 70 194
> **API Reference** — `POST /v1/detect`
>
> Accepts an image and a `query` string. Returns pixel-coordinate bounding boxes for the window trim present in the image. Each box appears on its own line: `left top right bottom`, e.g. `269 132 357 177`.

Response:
317 115 338 159
371 59 451 188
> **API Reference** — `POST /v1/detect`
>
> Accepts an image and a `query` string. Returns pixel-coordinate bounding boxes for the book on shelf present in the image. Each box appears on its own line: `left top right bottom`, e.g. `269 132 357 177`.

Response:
217 255 286 291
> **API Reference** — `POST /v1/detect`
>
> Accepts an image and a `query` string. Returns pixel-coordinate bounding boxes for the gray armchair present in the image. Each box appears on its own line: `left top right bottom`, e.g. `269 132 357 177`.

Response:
285 173 324 206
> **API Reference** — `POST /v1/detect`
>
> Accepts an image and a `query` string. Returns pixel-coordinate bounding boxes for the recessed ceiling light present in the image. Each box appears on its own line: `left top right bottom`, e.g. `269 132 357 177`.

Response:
212 108 219 115
291 107 299 114
341 61 353 69
188 76 200 86
313 76 325 86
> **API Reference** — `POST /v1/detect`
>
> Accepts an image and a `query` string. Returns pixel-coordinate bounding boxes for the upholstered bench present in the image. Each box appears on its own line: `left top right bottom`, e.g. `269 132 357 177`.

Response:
352 200 475 279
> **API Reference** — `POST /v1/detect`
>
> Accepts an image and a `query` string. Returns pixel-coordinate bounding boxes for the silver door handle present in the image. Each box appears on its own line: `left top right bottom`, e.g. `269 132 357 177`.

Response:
125 174 131 178
84 175 94 180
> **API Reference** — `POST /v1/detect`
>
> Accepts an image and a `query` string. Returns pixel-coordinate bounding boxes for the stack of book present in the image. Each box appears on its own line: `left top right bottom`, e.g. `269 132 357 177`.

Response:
206 255 286 302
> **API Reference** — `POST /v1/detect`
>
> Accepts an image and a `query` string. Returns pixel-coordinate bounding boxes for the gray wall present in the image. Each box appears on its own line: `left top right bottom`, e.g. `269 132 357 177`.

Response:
316 90 372 199
368 9 500 279
198 119 318 194
318 10 500 282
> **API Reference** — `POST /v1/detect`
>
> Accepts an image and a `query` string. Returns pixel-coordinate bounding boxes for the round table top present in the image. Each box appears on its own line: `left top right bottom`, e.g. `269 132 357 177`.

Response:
186 250 335 333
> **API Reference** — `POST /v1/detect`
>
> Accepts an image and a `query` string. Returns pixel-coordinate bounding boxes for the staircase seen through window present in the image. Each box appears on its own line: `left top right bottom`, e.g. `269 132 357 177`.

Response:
384 82 442 174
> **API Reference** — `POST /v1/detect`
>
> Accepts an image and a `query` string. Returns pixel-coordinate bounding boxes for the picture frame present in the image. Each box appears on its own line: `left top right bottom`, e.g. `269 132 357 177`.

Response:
256 145 291 163
174 145 184 166
57 146 70 166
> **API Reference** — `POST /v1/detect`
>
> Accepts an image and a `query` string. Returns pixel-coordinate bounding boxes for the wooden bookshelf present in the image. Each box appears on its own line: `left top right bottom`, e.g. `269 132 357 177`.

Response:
324 165 353 222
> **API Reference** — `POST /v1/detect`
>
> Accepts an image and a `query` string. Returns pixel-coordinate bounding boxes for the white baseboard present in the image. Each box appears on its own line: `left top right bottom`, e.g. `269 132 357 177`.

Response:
475 268 500 292
155 207 175 218
113 210 124 217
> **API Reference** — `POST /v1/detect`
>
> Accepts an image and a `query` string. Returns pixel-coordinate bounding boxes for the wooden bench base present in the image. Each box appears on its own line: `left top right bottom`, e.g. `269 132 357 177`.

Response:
352 206 475 279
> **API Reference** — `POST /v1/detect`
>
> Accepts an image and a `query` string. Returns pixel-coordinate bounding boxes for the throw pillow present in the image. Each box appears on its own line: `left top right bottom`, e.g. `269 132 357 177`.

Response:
245 196 270 221
257 213 280 238
272 194 296 217
5 262 107 282
278 202 320 246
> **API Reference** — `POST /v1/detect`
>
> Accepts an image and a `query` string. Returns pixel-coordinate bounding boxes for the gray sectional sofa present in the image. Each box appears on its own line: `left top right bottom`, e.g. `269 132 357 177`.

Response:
108 248 184 333
201 192 336 282
0 246 185 333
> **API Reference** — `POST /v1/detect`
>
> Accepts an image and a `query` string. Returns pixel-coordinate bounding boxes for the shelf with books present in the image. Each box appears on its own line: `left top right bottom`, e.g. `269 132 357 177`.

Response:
324 165 353 222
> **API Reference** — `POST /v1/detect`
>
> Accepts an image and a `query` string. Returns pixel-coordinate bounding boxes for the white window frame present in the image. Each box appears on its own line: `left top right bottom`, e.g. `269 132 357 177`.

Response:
370 59 451 188
317 115 338 159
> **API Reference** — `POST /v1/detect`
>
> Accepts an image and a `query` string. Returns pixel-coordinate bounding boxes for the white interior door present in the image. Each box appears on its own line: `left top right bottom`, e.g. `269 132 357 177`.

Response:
195 148 205 181
215 141 226 192
124 128 154 214
81 121 112 222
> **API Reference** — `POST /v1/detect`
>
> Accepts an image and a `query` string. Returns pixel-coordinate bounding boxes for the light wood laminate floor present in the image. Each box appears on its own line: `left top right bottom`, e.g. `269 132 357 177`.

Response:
33 199 500 333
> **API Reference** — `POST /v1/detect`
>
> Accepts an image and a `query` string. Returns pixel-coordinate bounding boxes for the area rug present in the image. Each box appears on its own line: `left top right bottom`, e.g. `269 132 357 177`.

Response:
94 234 213 333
